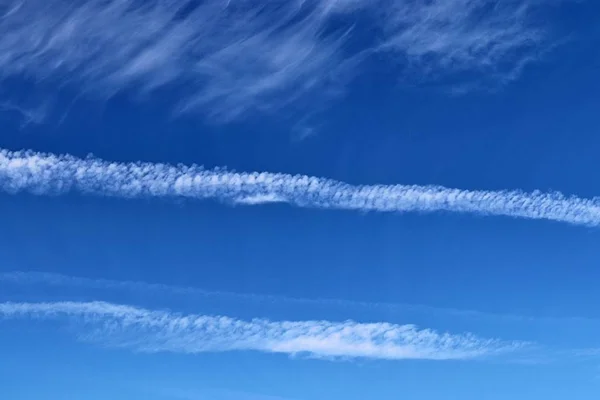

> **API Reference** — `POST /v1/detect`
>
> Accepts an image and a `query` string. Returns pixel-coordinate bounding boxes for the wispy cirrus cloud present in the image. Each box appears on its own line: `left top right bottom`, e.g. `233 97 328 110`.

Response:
0 300 524 360
0 0 559 120
0 101 47 126
0 0 352 120
1 148 600 226
379 0 546 83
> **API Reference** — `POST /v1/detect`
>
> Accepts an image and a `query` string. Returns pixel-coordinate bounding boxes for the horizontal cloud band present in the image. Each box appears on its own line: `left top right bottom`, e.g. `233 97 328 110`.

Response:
1 148 599 226
0 301 521 360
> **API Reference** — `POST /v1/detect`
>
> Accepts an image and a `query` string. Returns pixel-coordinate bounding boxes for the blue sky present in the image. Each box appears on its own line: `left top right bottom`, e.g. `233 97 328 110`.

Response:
2 0 600 399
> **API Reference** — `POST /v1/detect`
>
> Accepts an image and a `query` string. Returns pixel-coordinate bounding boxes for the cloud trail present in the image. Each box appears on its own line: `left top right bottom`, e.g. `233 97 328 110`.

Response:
2 271 482 320
1 148 600 226
0 301 524 360
5 271 600 327
0 0 556 119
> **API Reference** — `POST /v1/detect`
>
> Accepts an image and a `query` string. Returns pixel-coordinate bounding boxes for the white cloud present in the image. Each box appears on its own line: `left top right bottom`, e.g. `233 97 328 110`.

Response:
1 148 600 226
0 271 432 315
5 271 600 327
0 0 557 119
0 0 351 120
0 301 524 360
379 0 545 82
0 101 48 126
234 193 286 205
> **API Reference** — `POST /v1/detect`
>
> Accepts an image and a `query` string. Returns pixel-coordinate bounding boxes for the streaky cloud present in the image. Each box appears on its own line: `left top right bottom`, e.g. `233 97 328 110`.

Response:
1 148 600 226
0 101 47 126
6 271 600 328
379 0 545 82
0 301 524 360
0 0 557 120
0 0 351 120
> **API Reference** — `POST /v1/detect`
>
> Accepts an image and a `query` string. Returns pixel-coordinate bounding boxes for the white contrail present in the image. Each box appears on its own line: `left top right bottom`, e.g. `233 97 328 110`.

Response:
0 301 523 360
0 271 482 317
1 148 599 226
5 271 600 326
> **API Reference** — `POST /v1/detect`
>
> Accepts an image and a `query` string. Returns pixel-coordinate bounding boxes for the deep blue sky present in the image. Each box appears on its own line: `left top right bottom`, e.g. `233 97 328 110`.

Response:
2 0 600 399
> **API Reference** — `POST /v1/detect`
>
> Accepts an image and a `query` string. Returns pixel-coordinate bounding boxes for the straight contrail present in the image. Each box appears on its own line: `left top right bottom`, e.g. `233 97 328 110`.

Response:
5 271 599 326
0 301 523 360
1 148 599 226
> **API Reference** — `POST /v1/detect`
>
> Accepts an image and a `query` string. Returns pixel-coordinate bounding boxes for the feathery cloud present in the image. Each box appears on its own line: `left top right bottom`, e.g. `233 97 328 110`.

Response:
0 0 350 120
0 301 524 360
379 0 545 82
1 148 600 226
0 101 47 126
0 0 557 120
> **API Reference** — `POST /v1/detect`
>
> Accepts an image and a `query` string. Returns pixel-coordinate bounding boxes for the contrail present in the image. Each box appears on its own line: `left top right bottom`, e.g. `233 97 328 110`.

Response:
5 271 599 326
0 301 524 360
1 148 599 226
